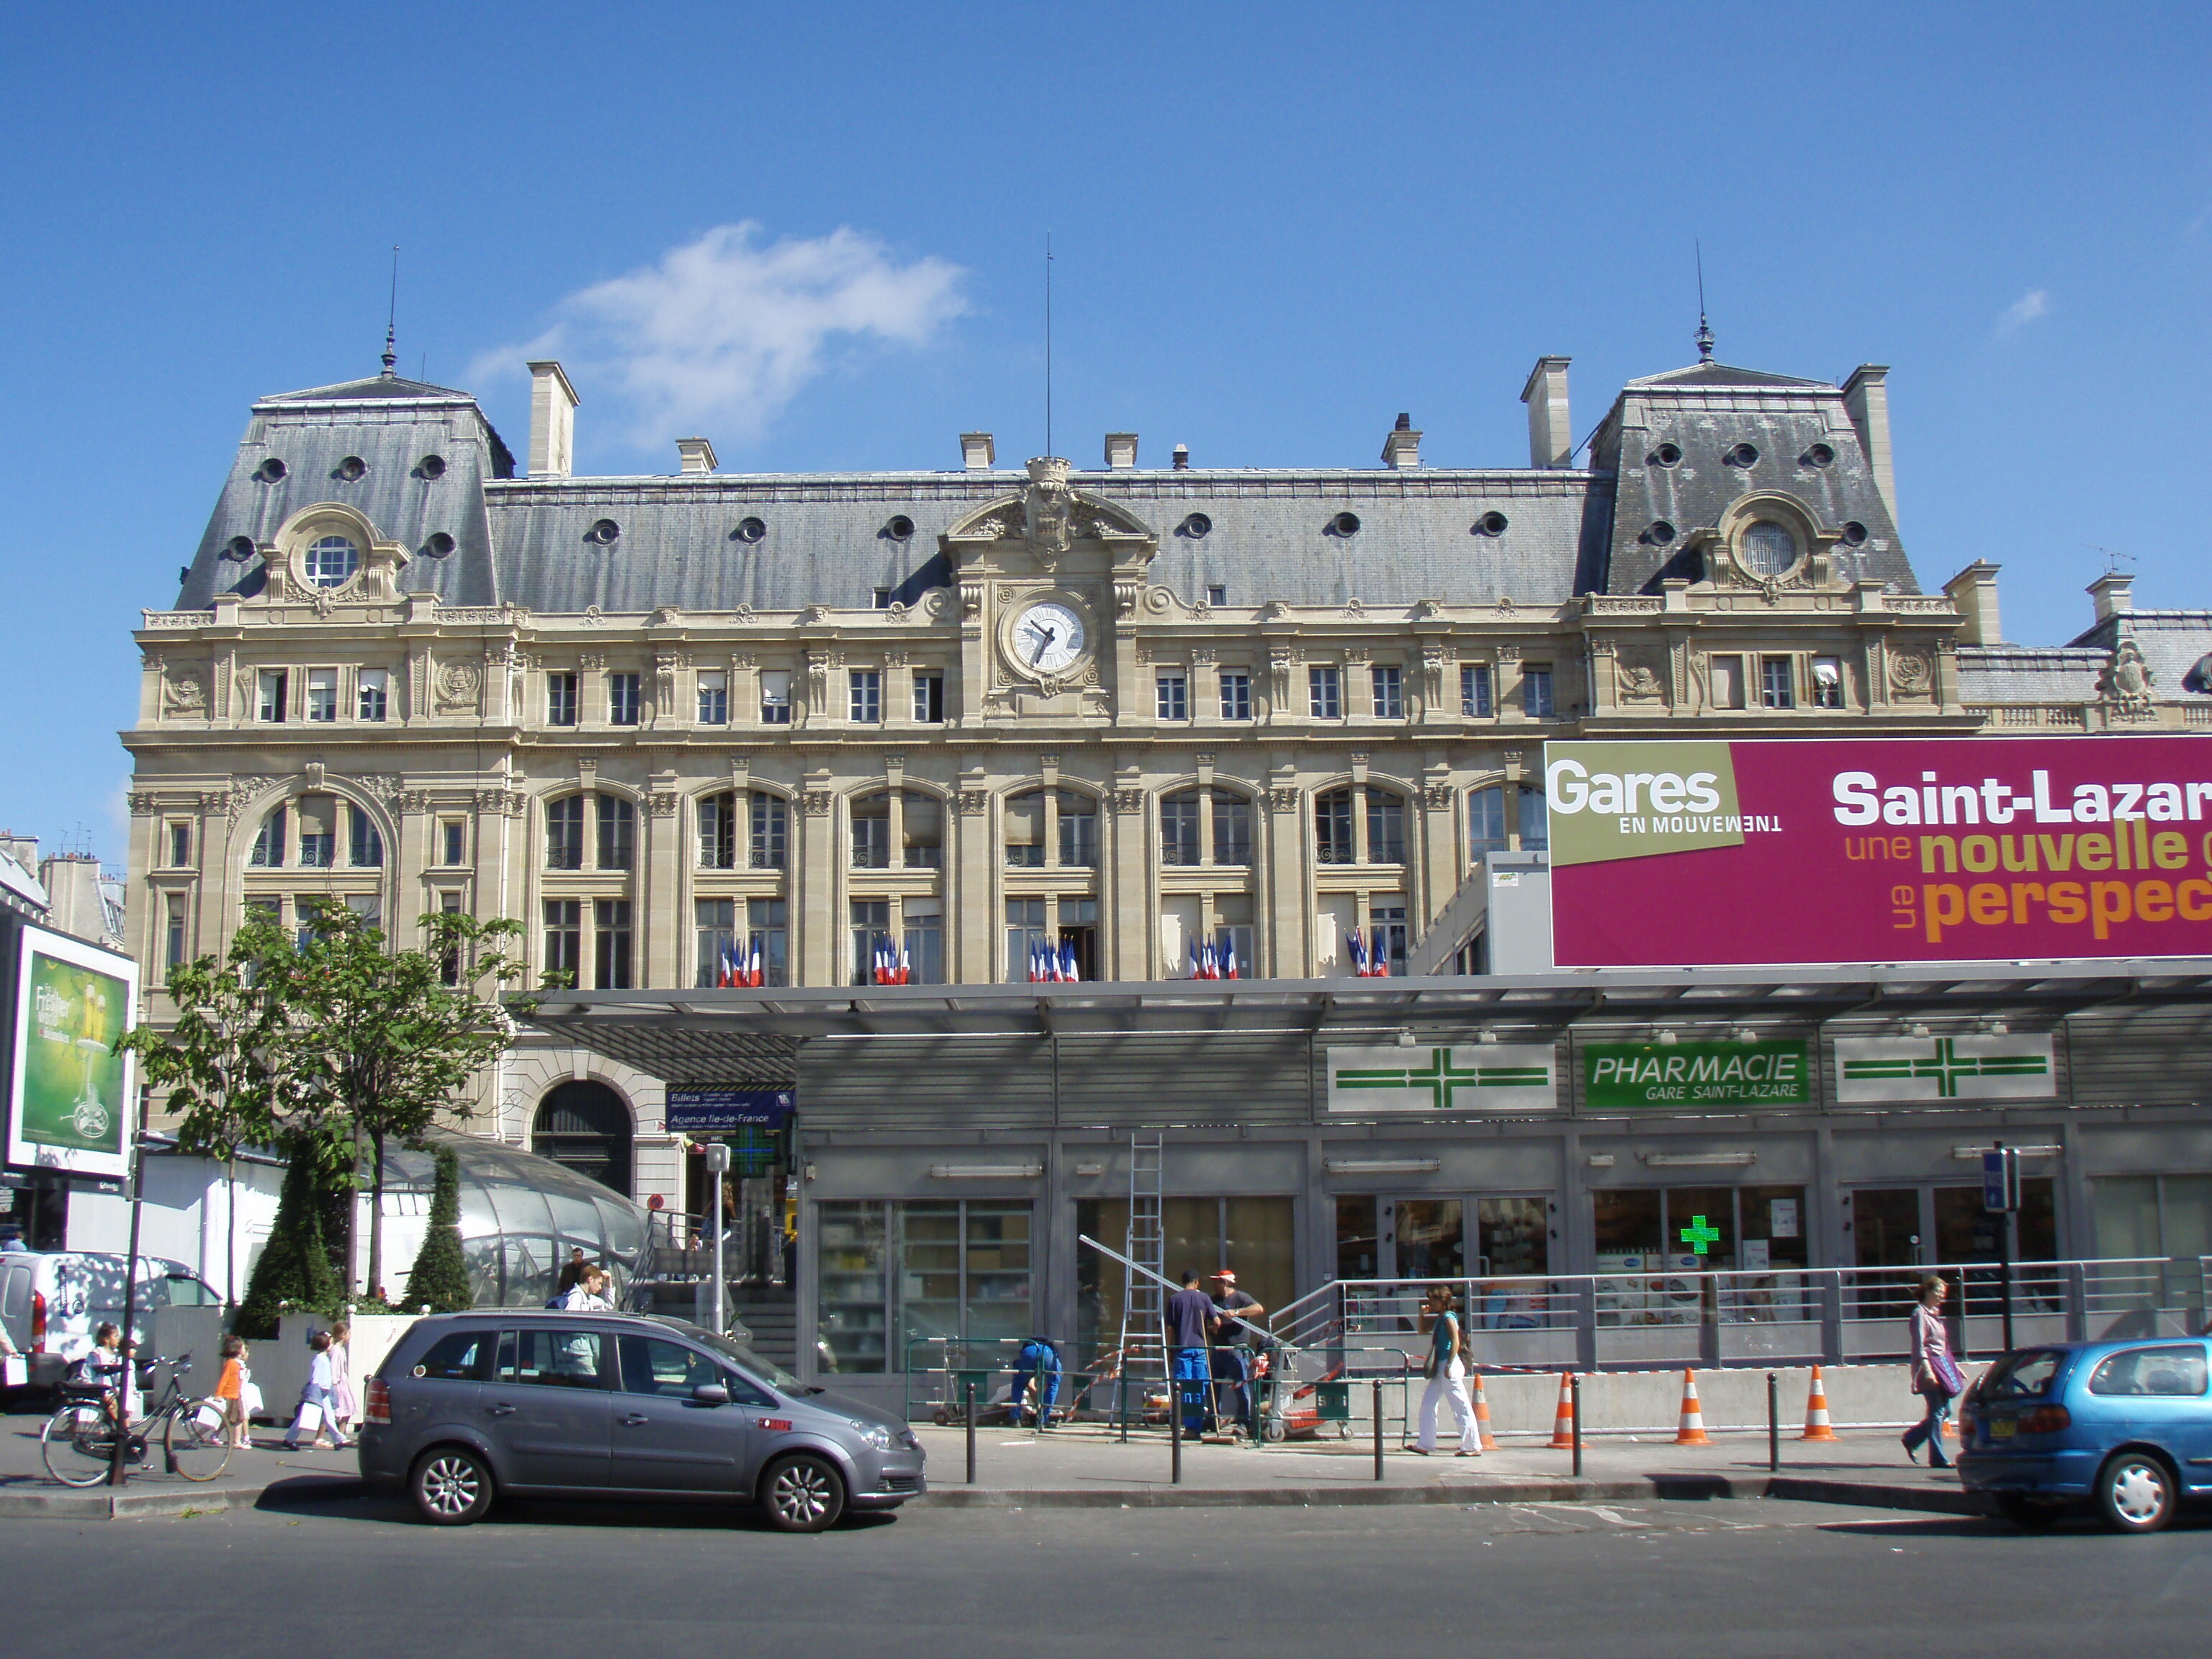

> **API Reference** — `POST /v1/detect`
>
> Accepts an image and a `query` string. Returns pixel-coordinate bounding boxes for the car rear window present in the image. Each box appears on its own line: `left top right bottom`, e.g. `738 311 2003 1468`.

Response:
410 1330 495 1382
1979 1349 2065 1400
2087 1345 2209 1398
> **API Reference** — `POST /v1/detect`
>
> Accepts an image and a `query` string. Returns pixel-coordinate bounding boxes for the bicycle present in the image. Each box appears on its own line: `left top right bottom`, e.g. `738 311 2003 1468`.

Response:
40 1353 231 1487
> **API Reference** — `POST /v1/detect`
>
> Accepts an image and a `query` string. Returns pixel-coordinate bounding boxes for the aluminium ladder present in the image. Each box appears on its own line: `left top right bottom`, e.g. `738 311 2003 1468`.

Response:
1113 1131 1168 1434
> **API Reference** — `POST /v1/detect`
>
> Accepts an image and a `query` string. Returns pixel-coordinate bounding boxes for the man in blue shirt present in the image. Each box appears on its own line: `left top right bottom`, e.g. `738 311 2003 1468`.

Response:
1163 1270 1215 1436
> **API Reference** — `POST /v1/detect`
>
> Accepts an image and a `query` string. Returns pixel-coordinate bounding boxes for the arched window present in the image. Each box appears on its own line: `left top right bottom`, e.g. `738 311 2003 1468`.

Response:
851 791 942 870
530 1080 633 1196
1161 788 1251 867
699 791 786 871
348 804 384 868
1517 784 1548 852
250 805 286 868
1470 786 1507 855
597 796 634 871
546 795 585 870
1004 790 1096 869
1315 786 1406 866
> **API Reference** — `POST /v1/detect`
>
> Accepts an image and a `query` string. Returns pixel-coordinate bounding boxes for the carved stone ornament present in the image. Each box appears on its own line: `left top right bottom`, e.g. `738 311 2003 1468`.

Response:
474 789 525 817
222 775 278 817
577 652 608 671
2098 637 2156 716
1343 598 1368 619
1421 785 1456 809
1262 601 1293 622
733 602 756 623
650 606 682 626
801 790 835 817
1617 655 1668 702
583 606 605 626
1189 645 1217 665
956 790 992 816
162 671 208 717
646 792 680 817
1024 457 1076 558
1889 650 1934 698
394 791 433 814
1111 788 1148 815
1267 786 1303 811
924 588 955 620
1143 586 1177 616
802 605 832 625
127 792 160 816
436 660 482 711
350 773 403 803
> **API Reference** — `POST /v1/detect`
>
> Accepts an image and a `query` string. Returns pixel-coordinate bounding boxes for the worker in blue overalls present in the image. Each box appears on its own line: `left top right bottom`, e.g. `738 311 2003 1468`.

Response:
1007 1335 1064 1427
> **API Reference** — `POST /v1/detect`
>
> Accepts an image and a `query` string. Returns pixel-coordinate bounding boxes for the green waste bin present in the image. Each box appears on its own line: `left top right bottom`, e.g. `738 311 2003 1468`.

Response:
1316 1380 1351 1421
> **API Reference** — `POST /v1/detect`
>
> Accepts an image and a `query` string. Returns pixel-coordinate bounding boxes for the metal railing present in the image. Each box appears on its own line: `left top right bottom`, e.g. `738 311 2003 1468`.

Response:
1269 1256 2212 1373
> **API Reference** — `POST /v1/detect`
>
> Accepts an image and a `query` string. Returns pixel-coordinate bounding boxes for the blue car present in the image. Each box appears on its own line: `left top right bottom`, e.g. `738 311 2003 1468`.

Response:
1958 1336 2212 1532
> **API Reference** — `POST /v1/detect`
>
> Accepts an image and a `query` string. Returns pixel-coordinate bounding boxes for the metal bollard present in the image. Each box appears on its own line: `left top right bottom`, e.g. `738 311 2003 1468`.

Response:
1372 1378 1385 1480
1570 1374 1583 1477
1171 1379 1182 1485
966 1382 977 1485
1767 1372 1780 1473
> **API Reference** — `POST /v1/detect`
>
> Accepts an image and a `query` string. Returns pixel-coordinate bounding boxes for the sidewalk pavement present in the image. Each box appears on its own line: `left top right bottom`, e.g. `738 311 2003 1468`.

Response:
904 1424 1984 1515
0 1407 359 1520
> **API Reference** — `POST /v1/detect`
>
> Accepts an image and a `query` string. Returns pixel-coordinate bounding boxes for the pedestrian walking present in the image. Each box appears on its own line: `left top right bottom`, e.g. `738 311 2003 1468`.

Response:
554 1246 589 1298
1164 1269 1215 1437
561 1265 613 1312
1208 1269 1266 1439
1901 1274 1964 1469
1412 1284 1480 1457
214 1334 251 1449
285 1328 337 1451
325 1319 357 1447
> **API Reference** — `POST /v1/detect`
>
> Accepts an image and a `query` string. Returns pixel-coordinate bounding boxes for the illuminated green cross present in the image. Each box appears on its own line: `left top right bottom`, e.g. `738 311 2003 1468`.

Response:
1679 1215 1722 1256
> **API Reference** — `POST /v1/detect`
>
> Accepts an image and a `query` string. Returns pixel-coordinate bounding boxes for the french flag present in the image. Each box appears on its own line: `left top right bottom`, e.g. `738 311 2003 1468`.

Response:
716 945 738 989
896 942 912 985
1220 936 1238 980
745 938 763 987
1058 940 1079 983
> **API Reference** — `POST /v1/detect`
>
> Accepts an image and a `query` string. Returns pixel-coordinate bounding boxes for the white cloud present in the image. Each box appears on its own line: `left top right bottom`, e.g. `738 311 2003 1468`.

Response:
1995 289 2053 336
472 222 968 451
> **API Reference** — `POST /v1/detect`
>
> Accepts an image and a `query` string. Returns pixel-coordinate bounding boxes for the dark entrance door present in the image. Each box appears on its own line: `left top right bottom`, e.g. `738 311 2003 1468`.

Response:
531 1081 634 1196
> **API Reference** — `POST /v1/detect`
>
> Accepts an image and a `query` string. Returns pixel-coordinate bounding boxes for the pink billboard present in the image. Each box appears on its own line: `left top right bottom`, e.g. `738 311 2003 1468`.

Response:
1545 735 2212 968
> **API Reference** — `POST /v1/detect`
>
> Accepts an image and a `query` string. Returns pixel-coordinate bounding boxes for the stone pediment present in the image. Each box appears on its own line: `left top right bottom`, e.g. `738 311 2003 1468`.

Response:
945 457 1154 555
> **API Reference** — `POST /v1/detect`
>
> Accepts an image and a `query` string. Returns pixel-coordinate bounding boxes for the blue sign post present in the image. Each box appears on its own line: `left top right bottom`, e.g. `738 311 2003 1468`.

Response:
1982 1143 2020 1354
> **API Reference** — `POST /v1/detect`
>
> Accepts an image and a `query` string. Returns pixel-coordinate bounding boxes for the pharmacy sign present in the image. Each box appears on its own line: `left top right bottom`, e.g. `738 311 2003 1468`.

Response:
1834 1034 2056 1103
1326 1045 1557 1115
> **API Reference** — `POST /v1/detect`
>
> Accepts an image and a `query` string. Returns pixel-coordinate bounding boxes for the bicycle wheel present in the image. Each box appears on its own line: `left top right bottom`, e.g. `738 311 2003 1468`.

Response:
166 1401 231 1483
42 1403 118 1488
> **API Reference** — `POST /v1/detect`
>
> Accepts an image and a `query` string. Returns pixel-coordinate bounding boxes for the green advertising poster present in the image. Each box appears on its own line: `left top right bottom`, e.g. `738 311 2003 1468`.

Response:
8 926 136 1177
1582 1038 1809 1110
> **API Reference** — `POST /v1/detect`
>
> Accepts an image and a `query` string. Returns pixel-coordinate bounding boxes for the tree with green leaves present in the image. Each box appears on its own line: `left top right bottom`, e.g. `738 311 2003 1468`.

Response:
238 1142 343 1336
401 1143 473 1313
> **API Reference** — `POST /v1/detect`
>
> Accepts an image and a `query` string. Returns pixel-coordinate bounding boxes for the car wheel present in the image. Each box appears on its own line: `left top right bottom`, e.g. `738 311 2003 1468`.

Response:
410 1446 495 1526
2095 1451 2176 1534
1994 1493 2062 1530
761 1452 847 1533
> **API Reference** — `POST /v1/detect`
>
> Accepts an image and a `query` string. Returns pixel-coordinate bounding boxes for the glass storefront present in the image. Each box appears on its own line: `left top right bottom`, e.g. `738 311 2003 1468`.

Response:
1075 1197 1293 1357
1332 1195 1552 1282
1591 1184 1808 1326
815 1200 1033 1374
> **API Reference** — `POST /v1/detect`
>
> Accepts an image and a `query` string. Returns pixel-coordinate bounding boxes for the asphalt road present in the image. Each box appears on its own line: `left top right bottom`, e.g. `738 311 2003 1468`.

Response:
2 1490 2206 1655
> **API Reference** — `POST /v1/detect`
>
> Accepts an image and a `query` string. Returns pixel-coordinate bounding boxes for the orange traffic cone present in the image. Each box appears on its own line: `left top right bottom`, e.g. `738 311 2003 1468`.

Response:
1548 1371 1576 1448
1800 1365 1838 1442
1470 1371 1499 1451
1673 1369 1711 1444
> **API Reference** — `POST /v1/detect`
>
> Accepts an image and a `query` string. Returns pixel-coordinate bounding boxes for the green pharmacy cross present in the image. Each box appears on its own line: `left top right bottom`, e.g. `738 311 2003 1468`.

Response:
1679 1215 1722 1256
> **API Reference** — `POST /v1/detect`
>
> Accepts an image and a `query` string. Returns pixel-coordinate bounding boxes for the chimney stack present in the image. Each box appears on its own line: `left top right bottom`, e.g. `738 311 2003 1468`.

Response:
1172 444 1190 470
1840 364 1896 523
1942 561 2003 644
1519 356 1573 468
675 436 719 475
1381 413 1421 469
2088 570 2135 624
528 361 579 479
960 431 995 470
1104 433 1138 470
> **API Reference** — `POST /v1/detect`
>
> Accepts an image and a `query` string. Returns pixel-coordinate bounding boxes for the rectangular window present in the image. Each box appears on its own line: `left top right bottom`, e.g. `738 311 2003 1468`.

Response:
760 669 792 724
593 899 633 991
1521 664 1555 719
546 796 585 871
1367 792 1406 864
250 807 285 868
1206 585 1228 607
1761 657 1795 710
913 671 945 724
608 672 641 726
438 891 462 985
749 898 788 987
695 898 788 989
257 668 288 723
1372 901 1408 976
167 822 192 868
817 1202 890 1373
1058 796 1097 869
348 805 383 868
1005 898 1048 981
544 899 582 985
849 670 881 724
1155 673 1188 721
1470 786 1507 853
1371 664 1403 719
1004 794 1045 868
851 804 891 869
1709 655 1745 710
164 894 187 972
872 588 893 610
696 670 729 724
306 667 338 724
440 819 466 868
1219 670 1251 721
1215 925 1254 979
1316 791 1354 865
1462 663 1493 718
1213 793 1252 866
547 673 579 727
751 793 787 871
596 795 635 871
296 796 336 868
903 899 944 986
850 899 891 986
1160 795 1201 866
1308 665 1341 719
1812 656 1844 711
356 667 389 721
903 793 943 870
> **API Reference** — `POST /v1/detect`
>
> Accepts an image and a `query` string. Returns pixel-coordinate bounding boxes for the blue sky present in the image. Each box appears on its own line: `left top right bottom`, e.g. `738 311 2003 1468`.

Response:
3 2 2208 868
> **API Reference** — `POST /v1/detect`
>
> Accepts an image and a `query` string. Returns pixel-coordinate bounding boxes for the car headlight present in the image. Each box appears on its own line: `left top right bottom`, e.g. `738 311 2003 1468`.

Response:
852 1420 896 1452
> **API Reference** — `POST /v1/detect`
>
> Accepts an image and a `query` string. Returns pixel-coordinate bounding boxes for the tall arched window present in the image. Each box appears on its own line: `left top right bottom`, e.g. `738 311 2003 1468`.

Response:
699 791 787 871
1004 789 1097 869
1315 785 1406 866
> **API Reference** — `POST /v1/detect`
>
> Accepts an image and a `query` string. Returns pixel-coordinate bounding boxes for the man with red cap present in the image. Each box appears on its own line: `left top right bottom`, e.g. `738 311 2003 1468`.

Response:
1208 1269 1266 1439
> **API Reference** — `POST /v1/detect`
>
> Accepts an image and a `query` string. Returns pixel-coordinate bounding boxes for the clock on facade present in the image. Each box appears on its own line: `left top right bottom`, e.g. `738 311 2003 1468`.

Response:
1011 600 1087 675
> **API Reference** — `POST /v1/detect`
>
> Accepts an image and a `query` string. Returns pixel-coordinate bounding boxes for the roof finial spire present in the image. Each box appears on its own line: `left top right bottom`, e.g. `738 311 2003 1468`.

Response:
1694 241 1714 363
381 245 399 377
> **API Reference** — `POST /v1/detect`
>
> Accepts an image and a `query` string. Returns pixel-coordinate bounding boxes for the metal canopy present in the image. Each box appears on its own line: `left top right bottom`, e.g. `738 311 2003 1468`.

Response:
516 960 2212 1084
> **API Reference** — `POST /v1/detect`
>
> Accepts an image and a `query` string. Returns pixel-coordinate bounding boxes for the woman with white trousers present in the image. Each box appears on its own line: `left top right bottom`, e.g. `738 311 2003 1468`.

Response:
1413 1283 1480 1456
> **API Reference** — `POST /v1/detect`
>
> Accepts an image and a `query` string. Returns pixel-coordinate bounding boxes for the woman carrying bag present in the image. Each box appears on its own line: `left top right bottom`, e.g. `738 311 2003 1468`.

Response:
1412 1284 1481 1457
1901 1274 1965 1468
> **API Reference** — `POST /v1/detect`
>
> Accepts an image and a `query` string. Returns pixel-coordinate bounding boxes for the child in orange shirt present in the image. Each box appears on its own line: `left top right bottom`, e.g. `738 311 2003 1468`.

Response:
215 1334 250 1449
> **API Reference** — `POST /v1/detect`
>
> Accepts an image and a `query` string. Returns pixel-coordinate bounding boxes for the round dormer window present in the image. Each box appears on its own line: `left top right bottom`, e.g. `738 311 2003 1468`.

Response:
305 535 361 588
1739 520 1797 577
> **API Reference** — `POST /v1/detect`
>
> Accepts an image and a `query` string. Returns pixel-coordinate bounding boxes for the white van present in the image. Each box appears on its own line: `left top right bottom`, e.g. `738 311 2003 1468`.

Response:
0 1249 223 1392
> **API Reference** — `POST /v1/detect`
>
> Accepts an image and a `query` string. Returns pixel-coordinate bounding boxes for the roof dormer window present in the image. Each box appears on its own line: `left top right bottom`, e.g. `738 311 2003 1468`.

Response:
305 535 360 587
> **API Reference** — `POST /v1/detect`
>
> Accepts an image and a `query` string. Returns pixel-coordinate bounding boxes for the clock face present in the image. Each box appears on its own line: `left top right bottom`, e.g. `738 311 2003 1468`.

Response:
1013 601 1087 675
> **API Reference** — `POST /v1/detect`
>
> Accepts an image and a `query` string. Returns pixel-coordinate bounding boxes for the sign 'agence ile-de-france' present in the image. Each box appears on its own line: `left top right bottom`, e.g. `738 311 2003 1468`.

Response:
1546 736 2212 968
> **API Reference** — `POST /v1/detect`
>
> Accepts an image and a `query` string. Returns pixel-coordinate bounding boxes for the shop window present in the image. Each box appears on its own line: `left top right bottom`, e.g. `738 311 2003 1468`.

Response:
1076 1197 1294 1359
816 1201 1033 1375
817 1202 890 1374
1592 1184 1811 1326
2091 1173 2212 1262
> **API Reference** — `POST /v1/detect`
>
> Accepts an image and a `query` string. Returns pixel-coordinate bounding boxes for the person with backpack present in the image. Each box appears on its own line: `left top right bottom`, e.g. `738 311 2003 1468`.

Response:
1007 1336 1064 1427
1412 1283 1480 1457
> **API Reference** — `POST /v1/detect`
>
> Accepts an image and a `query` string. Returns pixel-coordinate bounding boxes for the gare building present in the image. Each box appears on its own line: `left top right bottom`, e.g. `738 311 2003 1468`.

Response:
122 336 2212 1377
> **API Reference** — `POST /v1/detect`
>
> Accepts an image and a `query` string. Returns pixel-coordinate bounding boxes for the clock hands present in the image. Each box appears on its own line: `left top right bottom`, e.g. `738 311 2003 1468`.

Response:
1028 624 1058 665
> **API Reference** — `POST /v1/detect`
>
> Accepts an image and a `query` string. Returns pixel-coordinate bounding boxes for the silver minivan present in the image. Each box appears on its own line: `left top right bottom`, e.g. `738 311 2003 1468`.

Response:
358 1310 925 1532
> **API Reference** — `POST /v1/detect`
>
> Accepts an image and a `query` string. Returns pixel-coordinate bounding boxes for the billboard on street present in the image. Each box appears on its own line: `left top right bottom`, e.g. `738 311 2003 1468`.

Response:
6 923 138 1179
1547 734 2212 968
